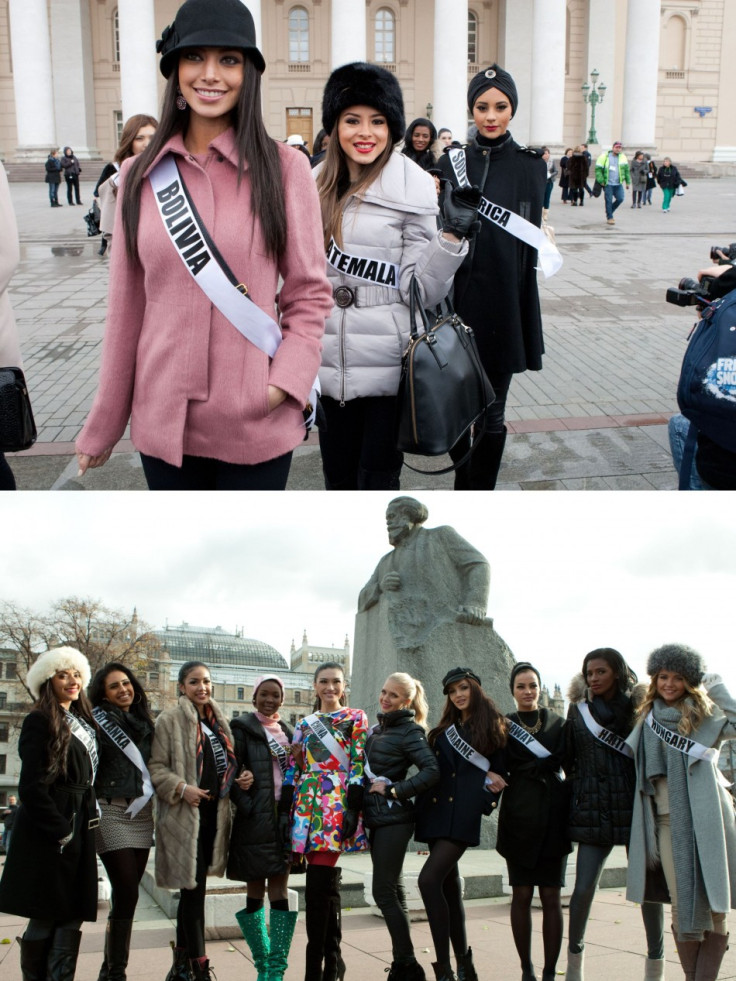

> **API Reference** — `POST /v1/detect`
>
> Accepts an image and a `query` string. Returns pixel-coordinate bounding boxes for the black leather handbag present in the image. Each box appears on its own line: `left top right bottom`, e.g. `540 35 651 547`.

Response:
0 366 37 452
396 277 494 474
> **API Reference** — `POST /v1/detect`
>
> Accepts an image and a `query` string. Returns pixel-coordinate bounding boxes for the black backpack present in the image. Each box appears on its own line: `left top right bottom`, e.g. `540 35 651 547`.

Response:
676 288 736 487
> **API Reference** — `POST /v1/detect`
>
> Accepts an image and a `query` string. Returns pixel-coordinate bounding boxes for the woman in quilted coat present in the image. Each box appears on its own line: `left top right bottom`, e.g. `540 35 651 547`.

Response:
149 660 236 981
315 62 477 490
281 661 369 980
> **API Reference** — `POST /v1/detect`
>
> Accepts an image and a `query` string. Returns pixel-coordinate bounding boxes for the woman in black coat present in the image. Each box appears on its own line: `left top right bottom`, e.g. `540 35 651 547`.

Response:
0 647 98 981
227 675 296 981
497 663 571 981
60 147 82 205
364 673 439 981
90 662 155 981
402 118 438 172
416 667 508 981
439 65 548 490
563 648 664 981
45 149 62 207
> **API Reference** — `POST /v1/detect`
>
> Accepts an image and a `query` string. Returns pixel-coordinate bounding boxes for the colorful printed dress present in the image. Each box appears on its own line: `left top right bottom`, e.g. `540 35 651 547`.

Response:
285 707 369 853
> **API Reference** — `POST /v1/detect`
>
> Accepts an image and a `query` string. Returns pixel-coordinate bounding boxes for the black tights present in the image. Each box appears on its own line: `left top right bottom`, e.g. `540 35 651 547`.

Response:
100 848 150 919
176 818 216 958
417 839 468 965
510 886 563 974
25 918 82 940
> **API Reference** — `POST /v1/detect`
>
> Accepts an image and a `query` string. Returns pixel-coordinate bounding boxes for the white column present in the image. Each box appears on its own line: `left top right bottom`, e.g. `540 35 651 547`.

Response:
8 0 56 159
621 0 660 148
529 0 566 146
432 0 468 142
49 0 99 159
331 0 366 69
498 0 534 144
118 0 160 121
585 0 618 151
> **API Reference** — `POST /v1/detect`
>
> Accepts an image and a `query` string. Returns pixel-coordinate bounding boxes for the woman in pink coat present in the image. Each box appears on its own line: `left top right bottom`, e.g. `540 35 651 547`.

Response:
75 0 332 490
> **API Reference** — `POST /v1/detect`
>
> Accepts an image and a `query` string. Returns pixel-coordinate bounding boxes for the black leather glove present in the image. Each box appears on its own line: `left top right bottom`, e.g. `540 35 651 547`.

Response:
341 784 364 842
277 784 295 856
442 184 482 239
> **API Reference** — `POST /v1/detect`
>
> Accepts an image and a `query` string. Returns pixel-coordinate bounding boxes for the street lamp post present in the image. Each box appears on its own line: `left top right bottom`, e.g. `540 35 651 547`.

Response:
581 69 607 145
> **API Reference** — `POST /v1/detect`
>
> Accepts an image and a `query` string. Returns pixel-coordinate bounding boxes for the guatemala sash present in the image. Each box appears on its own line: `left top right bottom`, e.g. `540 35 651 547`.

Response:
92 707 154 817
304 713 350 771
326 238 400 288
578 703 634 758
447 146 563 278
508 720 565 780
149 154 320 427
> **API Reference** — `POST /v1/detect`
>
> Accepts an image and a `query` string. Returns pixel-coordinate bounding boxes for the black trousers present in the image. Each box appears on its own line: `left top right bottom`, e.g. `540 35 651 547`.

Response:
368 823 415 961
65 175 81 204
176 806 217 958
318 395 403 489
140 451 292 490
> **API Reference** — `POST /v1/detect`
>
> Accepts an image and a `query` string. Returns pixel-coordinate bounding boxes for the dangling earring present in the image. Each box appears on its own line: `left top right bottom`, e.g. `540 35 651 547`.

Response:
176 90 187 111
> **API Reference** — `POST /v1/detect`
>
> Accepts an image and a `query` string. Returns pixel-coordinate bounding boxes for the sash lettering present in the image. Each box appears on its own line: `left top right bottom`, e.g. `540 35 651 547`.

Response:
200 720 228 777
92 707 154 818
304 713 350 771
264 729 289 776
508 720 565 781
326 238 400 288
645 711 719 764
65 710 99 781
578 703 634 759
154 178 210 275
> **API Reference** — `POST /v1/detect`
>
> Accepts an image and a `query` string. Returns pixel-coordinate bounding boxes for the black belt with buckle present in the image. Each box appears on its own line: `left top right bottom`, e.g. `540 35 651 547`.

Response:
334 286 356 308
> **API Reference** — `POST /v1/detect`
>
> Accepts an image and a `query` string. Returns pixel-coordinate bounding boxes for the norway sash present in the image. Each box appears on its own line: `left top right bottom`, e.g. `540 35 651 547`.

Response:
508 720 565 780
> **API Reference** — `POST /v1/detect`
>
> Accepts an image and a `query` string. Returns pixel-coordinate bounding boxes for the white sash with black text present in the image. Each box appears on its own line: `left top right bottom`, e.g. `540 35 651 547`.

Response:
65 710 99 781
92 707 154 818
149 154 320 427
578 703 634 759
447 146 562 278
264 728 289 776
645 711 720 765
507 720 565 781
200 720 227 777
326 238 400 289
445 724 495 790
304 713 349 772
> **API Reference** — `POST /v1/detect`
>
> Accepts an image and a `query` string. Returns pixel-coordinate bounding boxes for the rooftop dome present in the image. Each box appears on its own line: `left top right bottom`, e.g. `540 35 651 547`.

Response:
156 624 288 672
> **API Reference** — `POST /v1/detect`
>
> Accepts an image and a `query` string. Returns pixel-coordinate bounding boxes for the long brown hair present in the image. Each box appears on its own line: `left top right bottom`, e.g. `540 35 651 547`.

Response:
637 674 713 736
121 59 286 262
316 118 394 250
114 114 159 166
35 679 96 783
429 677 507 758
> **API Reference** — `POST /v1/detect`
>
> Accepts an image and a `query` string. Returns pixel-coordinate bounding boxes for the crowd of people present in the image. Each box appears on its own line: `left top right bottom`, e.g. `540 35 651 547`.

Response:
0 642 734 981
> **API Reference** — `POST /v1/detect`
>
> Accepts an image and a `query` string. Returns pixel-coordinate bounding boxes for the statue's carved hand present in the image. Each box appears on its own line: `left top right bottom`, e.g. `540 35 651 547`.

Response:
456 605 486 625
380 572 401 592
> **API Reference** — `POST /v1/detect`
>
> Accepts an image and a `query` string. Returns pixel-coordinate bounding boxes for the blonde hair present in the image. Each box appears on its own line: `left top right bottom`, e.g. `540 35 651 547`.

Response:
384 672 429 729
316 123 394 250
637 674 713 736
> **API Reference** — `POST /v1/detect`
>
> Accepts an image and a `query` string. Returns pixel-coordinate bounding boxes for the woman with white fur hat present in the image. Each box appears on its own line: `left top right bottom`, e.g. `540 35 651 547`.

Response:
0 646 99 981
627 645 736 981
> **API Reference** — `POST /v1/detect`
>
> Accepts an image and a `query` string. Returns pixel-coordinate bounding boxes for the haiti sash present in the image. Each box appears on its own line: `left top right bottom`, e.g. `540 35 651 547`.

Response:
92 706 154 817
578 703 634 759
149 154 320 428
304 713 349 771
507 719 565 781
447 146 563 278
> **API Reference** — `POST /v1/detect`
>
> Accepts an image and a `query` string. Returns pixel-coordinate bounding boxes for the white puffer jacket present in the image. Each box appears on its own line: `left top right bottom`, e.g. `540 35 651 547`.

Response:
318 152 468 402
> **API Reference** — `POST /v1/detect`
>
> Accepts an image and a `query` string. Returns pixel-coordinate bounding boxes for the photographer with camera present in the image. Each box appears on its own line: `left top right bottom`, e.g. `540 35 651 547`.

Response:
668 246 736 490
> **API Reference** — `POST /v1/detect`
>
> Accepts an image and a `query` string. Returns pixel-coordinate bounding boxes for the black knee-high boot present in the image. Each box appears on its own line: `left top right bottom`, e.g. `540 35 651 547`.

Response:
469 428 507 489
47 929 82 981
321 867 345 981
18 935 52 981
304 865 334 981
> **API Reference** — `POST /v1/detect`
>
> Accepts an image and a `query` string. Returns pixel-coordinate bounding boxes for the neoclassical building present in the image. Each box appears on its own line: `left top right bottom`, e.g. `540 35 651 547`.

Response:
0 0 735 166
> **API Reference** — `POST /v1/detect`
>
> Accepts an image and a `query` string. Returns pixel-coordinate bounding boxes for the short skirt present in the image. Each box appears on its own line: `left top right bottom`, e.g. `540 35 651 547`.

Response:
506 853 568 888
95 798 154 854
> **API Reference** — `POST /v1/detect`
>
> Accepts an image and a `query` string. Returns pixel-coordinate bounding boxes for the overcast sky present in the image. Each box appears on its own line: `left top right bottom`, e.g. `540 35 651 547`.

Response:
1 492 733 696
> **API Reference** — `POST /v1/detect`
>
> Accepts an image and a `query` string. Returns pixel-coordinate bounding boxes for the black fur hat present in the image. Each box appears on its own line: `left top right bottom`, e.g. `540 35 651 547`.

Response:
157 0 265 78
322 62 405 145
646 643 706 688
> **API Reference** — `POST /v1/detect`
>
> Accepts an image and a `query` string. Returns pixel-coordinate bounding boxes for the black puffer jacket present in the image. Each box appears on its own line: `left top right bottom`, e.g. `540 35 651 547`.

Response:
565 674 636 846
95 703 154 801
227 712 293 882
363 710 439 829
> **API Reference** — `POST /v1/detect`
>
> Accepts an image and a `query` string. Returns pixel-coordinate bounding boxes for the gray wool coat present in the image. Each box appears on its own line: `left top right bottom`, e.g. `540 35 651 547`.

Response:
626 680 736 934
149 696 233 890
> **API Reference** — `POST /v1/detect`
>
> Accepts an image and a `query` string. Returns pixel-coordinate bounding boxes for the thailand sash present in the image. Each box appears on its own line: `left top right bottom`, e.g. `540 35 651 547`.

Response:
578 703 634 759
200 720 228 777
64 710 99 781
326 238 400 288
508 719 565 781
304 713 349 771
447 146 563 278
92 706 154 817
445 724 496 790
264 727 289 776
149 154 320 428
645 711 720 764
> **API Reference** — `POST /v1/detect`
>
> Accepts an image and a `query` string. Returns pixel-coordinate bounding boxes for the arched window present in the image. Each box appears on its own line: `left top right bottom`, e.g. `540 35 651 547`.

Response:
468 10 478 65
662 14 687 72
113 7 120 65
375 8 395 65
289 6 309 63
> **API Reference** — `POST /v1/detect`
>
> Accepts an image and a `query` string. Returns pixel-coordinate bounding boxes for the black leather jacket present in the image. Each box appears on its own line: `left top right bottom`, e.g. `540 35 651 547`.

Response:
363 709 439 829
95 703 154 801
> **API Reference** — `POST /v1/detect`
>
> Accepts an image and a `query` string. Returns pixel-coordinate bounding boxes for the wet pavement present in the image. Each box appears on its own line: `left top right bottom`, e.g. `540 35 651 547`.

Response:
6 176 736 490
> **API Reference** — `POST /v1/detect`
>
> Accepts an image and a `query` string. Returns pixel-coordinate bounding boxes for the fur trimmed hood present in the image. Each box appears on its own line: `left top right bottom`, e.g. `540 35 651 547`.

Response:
567 673 587 705
26 646 91 699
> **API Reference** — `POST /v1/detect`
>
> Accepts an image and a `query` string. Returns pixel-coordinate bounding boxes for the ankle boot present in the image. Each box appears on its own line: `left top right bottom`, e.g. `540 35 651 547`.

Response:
565 949 584 981
321 867 345 981
522 966 538 981
105 918 133 981
387 958 426 981
456 947 478 981
234 906 270 981
695 931 729 981
432 963 456 981
469 428 507 489
266 908 298 981
304 864 333 981
675 938 701 981
643 955 665 980
47 928 82 981
18 934 52 981
164 942 192 981
189 957 214 981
